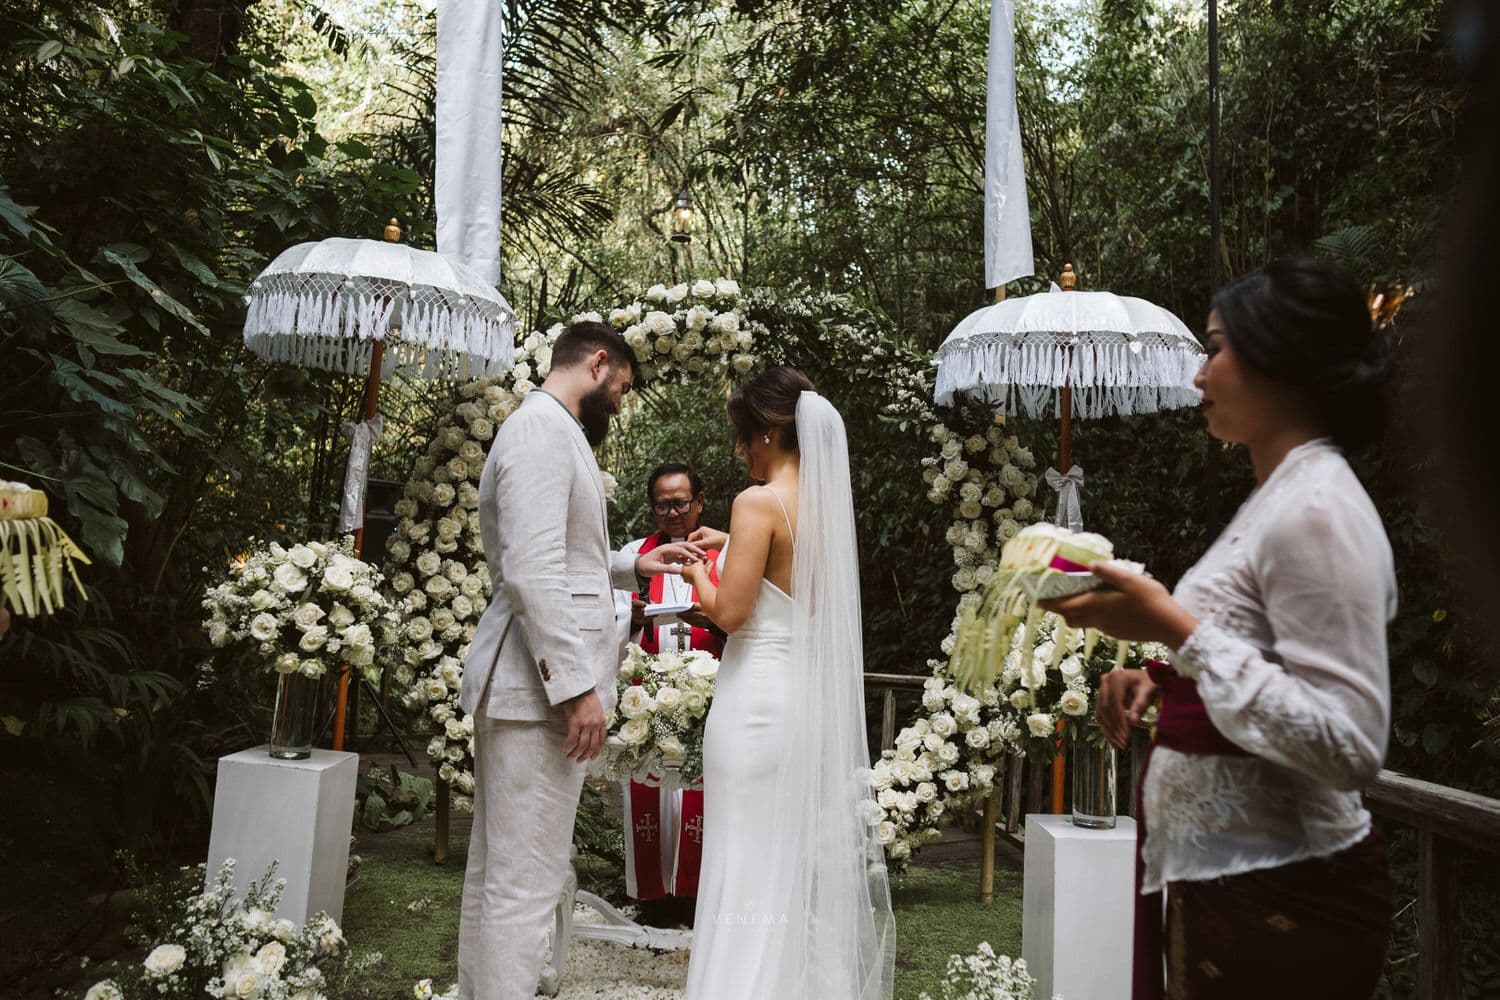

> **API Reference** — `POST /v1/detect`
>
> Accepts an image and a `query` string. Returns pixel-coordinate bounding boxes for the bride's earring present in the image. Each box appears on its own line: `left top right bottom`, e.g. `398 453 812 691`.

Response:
763 434 770 445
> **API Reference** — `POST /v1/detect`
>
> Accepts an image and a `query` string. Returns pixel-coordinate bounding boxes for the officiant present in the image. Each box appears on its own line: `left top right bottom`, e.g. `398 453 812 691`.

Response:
614 462 724 925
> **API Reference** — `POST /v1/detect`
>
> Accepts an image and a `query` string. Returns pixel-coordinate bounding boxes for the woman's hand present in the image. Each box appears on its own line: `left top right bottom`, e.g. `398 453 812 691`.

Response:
687 526 728 551
1096 669 1160 749
1038 561 1199 647
682 558 711 591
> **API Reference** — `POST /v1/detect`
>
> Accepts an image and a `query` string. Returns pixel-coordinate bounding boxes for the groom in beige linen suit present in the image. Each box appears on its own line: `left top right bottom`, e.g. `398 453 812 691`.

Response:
457 321 699 1000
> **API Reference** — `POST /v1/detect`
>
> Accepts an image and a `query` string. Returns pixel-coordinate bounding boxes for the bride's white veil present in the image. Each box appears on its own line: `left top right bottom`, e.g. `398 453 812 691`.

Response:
756 390 895 999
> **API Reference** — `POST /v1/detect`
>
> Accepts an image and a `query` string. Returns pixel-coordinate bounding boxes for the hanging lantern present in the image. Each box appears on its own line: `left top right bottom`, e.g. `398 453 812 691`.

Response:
670 188 694 244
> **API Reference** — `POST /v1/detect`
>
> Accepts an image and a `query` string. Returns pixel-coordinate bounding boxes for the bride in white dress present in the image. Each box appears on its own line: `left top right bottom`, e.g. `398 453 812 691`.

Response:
680 366 894 1000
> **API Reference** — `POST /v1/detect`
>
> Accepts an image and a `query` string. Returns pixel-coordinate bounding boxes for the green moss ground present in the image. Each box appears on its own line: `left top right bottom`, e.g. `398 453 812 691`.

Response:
337 813 1024 1000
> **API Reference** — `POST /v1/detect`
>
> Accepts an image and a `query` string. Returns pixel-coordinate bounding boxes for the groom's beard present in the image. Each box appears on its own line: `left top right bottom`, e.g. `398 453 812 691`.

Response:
579 382 614 448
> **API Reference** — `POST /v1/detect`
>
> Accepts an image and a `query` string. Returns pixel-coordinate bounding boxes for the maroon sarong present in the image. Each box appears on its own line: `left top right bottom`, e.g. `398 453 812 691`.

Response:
1133 660 1390 999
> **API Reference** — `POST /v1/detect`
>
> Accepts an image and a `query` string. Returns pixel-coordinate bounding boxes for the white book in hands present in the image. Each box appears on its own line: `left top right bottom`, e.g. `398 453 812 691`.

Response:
643 600 694 623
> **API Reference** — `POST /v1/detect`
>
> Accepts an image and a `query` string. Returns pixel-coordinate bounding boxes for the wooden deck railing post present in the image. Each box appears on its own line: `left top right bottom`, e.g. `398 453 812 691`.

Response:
1417 830 1461 1000
882 688 897 752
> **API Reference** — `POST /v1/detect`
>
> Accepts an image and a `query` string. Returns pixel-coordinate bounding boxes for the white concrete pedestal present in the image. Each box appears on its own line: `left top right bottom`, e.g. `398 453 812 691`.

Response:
206 746 358 927
1022 814 1137 1000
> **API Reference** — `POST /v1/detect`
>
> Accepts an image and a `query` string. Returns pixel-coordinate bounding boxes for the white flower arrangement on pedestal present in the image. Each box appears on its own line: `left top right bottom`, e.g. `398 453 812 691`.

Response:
986 610 1168 749
84 860 346 999
591 643 718 788
919 942 1041 1000
608 278 764 384
201 537 396 682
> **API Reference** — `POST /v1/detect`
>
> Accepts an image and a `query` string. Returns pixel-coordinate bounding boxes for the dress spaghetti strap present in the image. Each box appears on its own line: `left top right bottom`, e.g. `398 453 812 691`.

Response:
763 486 795 543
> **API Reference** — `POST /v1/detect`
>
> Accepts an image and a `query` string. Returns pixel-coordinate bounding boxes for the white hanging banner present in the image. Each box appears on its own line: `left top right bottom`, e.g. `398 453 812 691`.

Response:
984 0 1034 289
435 0 503 287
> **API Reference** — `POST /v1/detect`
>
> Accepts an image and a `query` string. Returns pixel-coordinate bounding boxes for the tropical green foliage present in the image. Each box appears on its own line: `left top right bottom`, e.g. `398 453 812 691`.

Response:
0 0 1495 988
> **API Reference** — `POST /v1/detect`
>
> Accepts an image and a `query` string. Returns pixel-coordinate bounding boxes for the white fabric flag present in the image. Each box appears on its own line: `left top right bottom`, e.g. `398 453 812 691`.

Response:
984 0 1034 289
435 0 502 286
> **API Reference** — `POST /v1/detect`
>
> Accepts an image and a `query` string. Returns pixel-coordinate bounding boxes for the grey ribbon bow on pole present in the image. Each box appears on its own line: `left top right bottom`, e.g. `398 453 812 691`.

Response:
1044 464 1084 533
338 415 385 533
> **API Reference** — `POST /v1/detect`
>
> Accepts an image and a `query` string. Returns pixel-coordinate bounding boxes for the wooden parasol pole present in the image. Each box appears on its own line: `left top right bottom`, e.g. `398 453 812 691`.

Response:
1050 264 1079 815
332 218 399 753
979 277 1008 903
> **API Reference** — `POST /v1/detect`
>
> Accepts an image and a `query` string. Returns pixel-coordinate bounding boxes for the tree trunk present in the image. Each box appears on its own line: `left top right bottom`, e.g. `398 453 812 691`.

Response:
171 0 259 76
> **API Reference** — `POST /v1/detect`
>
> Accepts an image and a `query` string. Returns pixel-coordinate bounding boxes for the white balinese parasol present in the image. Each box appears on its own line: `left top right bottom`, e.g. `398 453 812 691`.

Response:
241 218 514 750
934 265 1203 532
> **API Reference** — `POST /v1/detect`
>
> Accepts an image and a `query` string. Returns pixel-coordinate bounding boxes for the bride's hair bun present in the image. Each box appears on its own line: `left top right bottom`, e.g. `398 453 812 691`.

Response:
728 366 817 450
1211 257 1391 451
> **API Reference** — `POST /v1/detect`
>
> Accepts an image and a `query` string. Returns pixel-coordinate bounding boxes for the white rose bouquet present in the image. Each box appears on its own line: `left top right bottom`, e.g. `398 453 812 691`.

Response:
591 644 718 787
84 860 346 999
201 537 397 683
986 610 1169 755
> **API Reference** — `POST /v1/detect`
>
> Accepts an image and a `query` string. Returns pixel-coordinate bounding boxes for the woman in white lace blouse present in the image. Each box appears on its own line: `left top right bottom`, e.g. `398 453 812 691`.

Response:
1043 258 1395 1000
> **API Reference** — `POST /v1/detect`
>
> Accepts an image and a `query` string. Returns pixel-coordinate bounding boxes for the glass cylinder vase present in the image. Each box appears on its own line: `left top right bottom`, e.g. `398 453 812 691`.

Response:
269 669 318 760
1071 736 1118 830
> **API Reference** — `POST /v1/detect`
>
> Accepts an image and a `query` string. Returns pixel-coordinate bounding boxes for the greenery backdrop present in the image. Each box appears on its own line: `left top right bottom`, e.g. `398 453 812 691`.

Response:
1 0 1495 994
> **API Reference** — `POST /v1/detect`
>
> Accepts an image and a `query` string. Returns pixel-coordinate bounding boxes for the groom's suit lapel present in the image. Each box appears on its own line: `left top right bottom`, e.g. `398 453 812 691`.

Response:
534 390 610 538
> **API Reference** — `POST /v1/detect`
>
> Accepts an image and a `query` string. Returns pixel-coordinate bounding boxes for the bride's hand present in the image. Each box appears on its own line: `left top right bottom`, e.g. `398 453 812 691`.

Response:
682 559 711 590
687 526 728 551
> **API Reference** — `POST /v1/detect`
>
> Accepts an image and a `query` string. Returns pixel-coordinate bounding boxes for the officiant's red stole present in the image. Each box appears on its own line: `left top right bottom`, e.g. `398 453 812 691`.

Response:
1133 659 1252 1000
626 531 722 899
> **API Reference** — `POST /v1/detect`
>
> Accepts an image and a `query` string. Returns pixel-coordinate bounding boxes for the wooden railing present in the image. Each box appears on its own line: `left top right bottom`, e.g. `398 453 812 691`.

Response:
861 673 1500 1000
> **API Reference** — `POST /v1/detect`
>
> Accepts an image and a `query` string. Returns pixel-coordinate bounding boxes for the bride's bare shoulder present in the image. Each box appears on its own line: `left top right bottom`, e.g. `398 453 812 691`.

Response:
732 485 779 514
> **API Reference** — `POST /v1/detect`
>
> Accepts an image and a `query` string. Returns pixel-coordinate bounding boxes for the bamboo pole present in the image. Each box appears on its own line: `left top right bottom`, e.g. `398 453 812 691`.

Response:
979 786 1001 903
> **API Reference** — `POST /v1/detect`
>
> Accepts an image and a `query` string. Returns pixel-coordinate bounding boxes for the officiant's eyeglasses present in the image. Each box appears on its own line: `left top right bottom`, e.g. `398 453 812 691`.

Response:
652 499 697 515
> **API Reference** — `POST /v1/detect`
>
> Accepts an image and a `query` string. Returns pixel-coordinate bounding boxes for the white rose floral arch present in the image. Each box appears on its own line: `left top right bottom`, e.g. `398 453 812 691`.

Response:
384 279 1123 868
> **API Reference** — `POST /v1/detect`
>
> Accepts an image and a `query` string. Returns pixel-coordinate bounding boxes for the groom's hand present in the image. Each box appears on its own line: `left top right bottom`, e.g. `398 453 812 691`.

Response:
561 690 606 763
637 542 706 577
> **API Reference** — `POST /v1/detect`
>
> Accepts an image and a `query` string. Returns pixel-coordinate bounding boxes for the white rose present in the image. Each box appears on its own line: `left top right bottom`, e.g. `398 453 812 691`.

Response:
665 283 688 303
273 652 300 674
659 736 686 763
1009 689 1032 710
322 563 354 593
929 713 957 738
655 686 683 710
1027 712 1056 738
255 940 287 975
144 943 186 978
292 603 323 630
619 686 654 720
84 983 123 1000
327 603 355 629
298 625 329 652
249 589 275 611
248 613 279 642
691 278 717 298
875 821 896 845
683 691 708 715
686 653 719 678
944 771 970 793
915 781 937 803
1060 689 1090 716
645 283 668 302
288 545 317 569
222 953 263 999
272 562 308 593
715 277 740 297
965 727 991 749
415 551 442 577
937 742 960 765
619 717 650 746
415 980 435 1000
300 659 326 679
1059 656 1084 681
271 918 297 943
425 678 449 702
